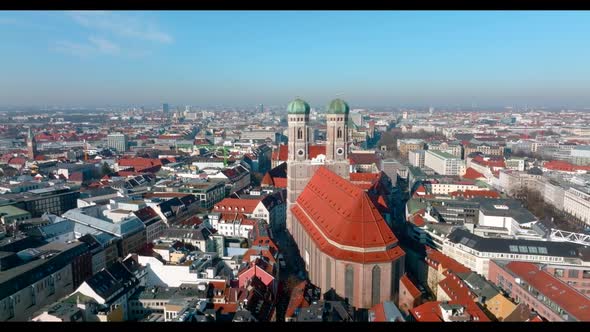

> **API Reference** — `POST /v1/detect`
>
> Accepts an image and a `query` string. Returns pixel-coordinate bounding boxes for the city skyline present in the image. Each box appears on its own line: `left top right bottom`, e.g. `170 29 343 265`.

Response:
3 11 590 108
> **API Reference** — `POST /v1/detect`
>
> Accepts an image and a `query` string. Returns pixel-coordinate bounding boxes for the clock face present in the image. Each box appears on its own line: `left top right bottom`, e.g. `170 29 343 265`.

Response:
336 148 344 155
297 149 305 157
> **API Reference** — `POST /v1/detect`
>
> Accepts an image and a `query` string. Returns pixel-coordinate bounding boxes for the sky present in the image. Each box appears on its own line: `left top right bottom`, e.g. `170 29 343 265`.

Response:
2 11 590 109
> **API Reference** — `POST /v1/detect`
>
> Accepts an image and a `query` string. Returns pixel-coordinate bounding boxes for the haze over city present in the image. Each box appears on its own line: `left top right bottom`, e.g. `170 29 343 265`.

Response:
2 11 590 108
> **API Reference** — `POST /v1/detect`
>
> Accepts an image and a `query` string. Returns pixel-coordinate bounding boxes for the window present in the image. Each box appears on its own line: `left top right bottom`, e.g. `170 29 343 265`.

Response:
371 265 381 307
345 265 354 304
568 270 579 279
297 128 303 140
337 128 342 139
583 270 590 279
325 258 331 289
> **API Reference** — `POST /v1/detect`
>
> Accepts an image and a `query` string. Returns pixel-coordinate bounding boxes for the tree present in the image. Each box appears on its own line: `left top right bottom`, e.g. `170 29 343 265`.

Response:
100 162 113 177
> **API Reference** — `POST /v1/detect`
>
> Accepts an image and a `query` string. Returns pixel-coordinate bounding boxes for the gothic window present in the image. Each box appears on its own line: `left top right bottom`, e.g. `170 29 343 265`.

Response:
337 127 342 139
345 264 354 304
372 265 381 306
297 128 303 140
326 258 332 289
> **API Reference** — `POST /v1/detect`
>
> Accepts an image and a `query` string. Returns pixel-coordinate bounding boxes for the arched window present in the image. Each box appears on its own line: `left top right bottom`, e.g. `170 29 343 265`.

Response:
337 127 342 139
297 128 303 140
325 258 331 289
372 265 381 306
345 264 354 304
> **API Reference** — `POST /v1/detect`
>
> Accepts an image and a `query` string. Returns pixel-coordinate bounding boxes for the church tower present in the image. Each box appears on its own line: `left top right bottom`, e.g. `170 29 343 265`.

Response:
26 127 37 160
286 98 313 233
325 98 350 179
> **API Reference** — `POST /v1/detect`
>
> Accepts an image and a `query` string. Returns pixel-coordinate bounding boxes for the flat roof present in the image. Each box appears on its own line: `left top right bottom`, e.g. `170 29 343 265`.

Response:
0 205 30 216
427 150 459 159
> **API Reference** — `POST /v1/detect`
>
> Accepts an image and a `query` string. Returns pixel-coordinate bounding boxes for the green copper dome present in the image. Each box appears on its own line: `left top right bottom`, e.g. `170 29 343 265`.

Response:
327 98 350 115
287 98 311 115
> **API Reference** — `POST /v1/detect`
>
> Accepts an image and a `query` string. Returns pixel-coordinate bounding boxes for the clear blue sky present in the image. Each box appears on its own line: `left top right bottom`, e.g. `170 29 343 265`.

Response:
2 11 590 108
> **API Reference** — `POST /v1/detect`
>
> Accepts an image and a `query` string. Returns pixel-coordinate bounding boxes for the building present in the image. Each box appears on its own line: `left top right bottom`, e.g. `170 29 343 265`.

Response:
427 141 462 158
424 150 466 176
285 98 405 309
4 187 80 218
107 133 128 152
563 187 590 226
408 150 425 168
541 263 590 297
488 261 590 321
443 228 585 277
477 199 539 237
464 143 505 157
291 167 405 309
0 241 91 321
571 146 590 166
72 256 145 321
137 250 228 288
163 103 169 113
409 301 490 322
0 205 31 225
505 157 526 172
177 180 225 210
62 204 146 257
397 139 425 158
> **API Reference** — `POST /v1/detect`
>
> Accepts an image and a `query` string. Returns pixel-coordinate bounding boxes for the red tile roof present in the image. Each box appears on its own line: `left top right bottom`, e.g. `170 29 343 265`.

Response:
438 273 476 303
400 274 422 298
272 144 326 161
291 166 405 264
543 160 590 172
410 301 490 322
118 157 163 168
463 167 485 179
503 261 590 321
425 248 471 274
214 198 262 214
471 155 506 168
349 172 380 182
285 281 313 319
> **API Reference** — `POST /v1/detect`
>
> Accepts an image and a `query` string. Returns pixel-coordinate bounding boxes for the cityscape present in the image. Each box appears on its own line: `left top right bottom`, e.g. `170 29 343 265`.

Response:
1 11 590 322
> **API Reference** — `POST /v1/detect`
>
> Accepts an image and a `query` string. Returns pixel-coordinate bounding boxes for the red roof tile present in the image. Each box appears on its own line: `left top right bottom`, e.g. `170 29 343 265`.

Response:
292 166 405 264
272 144 326 161
543 160 590 172
503 261 590 321
401 274 422 298
425 248 471 274
214 198 261 214
463 167 485 179
410 301 490 322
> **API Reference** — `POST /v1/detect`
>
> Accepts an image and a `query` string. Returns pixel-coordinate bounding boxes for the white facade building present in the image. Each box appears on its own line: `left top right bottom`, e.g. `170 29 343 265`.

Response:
424 150 466 176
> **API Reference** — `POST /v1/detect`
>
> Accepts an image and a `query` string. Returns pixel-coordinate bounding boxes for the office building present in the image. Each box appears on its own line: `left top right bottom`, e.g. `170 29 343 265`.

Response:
107 133 128 152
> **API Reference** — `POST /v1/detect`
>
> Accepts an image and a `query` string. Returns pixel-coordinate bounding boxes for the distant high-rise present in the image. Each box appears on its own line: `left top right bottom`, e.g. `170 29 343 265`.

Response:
107 133 128 152
259 104 264 113
163 103 169 113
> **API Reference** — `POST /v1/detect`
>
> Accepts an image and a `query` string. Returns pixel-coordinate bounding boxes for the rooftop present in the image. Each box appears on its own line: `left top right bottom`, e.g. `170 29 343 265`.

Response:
501 261 590 321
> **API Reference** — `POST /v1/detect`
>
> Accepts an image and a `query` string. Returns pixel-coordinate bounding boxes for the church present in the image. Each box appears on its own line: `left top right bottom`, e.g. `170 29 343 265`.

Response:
285 98 406 309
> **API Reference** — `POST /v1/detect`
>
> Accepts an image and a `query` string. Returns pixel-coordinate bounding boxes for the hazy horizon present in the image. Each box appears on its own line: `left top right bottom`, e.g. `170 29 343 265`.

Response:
3 11 590 108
